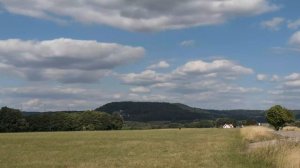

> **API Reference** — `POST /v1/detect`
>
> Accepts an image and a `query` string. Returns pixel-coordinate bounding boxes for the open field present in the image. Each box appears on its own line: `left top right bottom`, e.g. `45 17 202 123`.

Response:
0 128 268 168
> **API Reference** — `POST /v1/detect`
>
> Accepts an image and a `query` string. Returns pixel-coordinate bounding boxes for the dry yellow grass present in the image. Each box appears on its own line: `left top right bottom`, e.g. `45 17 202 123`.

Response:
240 126 275 142
282 126 300 131
250 140 300 168
278 145 300 168
241 126 300 168
0 129 263 168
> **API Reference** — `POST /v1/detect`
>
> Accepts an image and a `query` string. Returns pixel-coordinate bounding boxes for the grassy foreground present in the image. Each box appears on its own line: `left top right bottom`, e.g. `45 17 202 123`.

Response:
241 126 300 168
0 128 264 168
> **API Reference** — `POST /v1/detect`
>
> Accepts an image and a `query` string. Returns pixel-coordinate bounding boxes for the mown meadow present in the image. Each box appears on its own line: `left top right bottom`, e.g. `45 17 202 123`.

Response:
1 127 299 168
0 128 271 168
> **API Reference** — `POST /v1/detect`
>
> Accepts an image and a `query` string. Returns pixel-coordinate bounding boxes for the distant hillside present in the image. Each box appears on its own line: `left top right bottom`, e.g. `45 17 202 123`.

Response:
21 102 300 123
95 101 276 122
96 102 212 121
22 111 83 116
293 110 300 119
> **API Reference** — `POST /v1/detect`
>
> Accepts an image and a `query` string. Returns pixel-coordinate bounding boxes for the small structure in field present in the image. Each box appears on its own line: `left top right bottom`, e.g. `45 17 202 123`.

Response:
223 124 234 128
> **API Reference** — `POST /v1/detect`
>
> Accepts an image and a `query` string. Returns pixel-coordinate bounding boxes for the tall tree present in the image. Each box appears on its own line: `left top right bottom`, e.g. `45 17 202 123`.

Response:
266 105 294 130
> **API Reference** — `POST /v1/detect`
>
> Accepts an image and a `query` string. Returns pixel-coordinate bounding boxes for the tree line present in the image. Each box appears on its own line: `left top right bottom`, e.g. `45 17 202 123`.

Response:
0 104 297 132
122 118 263 130
0 106 123 132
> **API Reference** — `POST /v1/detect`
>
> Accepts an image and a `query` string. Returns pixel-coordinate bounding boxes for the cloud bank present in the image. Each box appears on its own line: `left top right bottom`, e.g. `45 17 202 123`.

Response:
0 38 144 83
118 59 261 109
0 0 278 31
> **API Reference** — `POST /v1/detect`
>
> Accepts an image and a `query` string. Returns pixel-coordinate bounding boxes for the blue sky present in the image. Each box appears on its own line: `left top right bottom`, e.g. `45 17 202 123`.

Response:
0 0 300 111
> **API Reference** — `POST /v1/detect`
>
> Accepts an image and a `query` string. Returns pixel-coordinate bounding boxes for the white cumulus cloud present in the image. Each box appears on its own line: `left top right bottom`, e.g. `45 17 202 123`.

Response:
174 59 253 77
267 73 300 109
0 85 128 111
120 70 168 86
0 38 144 83
0 0 278 32
118 58 261 109
284 73 300 88
289 31 300 46
147 61 170 69
257 74 268 81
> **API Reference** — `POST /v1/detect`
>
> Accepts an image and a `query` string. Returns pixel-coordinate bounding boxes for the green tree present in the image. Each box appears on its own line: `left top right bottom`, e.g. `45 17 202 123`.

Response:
110 112 123 130
266 105 294 130
49 113 76 131
26 113 52 131
0 106 28 132
79 111 112 130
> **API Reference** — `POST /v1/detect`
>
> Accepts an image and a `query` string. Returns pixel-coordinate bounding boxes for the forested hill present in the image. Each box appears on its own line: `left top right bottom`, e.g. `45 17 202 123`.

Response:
293 110 300 119
95 101 273 122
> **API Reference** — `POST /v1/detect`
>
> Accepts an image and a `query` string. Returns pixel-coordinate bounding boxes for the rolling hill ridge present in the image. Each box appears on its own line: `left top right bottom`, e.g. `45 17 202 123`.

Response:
96 101 272 122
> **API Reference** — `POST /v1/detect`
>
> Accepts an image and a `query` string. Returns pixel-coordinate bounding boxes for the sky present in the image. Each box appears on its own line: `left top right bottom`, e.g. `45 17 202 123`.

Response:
0 0 300 111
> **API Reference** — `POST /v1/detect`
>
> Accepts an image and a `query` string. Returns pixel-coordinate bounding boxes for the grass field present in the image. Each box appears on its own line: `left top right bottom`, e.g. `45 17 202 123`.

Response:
241 126 300 168
0 128 268 168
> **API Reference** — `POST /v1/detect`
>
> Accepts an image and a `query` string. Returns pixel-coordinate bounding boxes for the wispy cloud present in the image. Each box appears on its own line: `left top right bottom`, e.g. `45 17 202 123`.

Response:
270 31 300 54
287 19 300 29
261 17 285 31
180 40 195 47
130 87 151 93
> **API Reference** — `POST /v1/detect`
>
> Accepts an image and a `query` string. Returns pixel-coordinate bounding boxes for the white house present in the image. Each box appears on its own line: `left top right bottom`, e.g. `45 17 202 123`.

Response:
223 124 234 128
